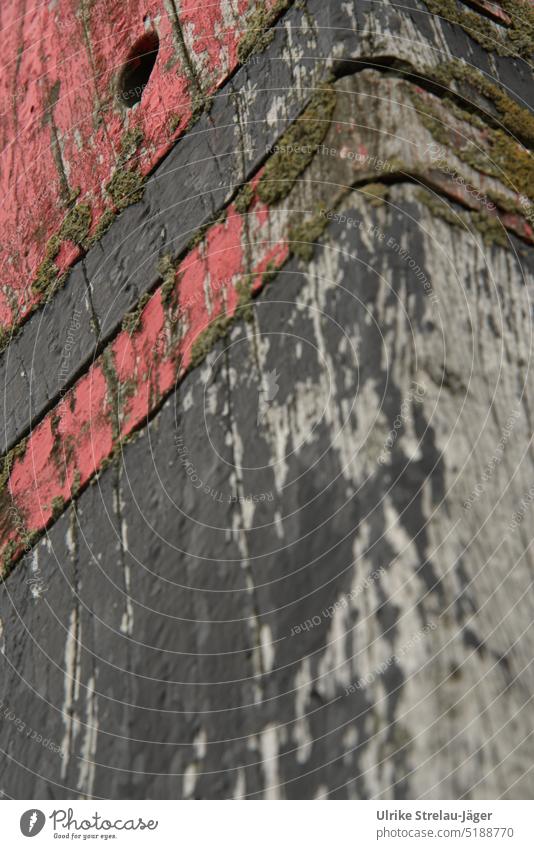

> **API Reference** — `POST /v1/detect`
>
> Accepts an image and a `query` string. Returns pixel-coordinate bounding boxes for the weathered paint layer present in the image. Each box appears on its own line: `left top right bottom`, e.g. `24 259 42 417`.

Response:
2 68 534 574
0 0 284 335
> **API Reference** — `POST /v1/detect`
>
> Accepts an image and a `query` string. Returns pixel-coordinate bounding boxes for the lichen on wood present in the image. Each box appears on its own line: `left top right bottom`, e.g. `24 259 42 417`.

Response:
105 167 146 211
288 209 329 261
236 0 292 64
257 85 337 205
122 293 151 335
59 203 92 246
422 0 534 58
428 60 534 148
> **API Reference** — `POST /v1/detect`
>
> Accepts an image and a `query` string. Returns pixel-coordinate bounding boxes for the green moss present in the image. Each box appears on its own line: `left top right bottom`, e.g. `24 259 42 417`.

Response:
122 292 151 335
22 529 40 552
235 275 254 322
0 328 9 353
51 495 65 519
189 313 234 368
105 167 145 210
362 183 389 207
488 130 534 199
410 88 534 200
169 113 182 134
30 232 62 296
185 210 227 254
59 202 92 246
417 189 469 227
118 376 137 411
422 0 534 59
416 189 509 248
118 128 143 164
50 413 61 434
1 540 20 574
66 186 81 207
500 0 534 57
86 209 116 247
261 260 281 286
71 469 82 498
45 234 61 261
486 188 522 215
288 210 328 261
31 204 91 296
410 89 451 148
431 61 534 148
0 439 27 493
234 183 255 214
158 254 177 305
471 209 508 247
186 224 209 252
101 348 121 440
190 92 213 124
32 256 60 296
424 0 499 53
237 0 291 64
257 85 337 205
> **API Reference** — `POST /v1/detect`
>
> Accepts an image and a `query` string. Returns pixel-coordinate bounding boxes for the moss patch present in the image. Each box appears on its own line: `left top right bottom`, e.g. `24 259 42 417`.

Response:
101 348 121 440
410 88 534 200
237 0 291 63
189 313 233 368
106 167 145 211
86 209 116 247
362 183 389 207
158 254 177 306
261 260 281 286
45 234 61 261
185 210 226 254
118 128 143 165
501 0 534 57
71 469 82 498
190 92 213 125
257 85 337 205
31 232 64 296
169 113 182 134
429 60 534 148
471 209 508 247
122 292 151 335
51 495 65 520
31 203 92 296
59 202 92 246
32 257 60 296
288 210 329 261
0 439 28 494
422 0 534 59
417 189 509 247
487 130 534 199
235 275 254 322
234 183 255 214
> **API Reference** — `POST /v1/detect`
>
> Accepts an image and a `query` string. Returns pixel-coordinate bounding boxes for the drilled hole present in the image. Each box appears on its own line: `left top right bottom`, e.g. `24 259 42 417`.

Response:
118 31 159 108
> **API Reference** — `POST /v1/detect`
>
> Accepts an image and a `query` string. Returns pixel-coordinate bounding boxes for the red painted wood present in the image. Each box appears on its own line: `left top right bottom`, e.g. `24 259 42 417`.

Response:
0 0 279 333
2 181 289 568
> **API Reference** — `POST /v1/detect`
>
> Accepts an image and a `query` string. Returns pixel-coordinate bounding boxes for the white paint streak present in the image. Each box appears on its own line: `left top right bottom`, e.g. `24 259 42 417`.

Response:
260 724 281 800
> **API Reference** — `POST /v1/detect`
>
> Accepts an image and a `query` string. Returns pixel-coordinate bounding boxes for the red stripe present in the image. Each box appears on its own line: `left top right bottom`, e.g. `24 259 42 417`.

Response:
0 0 282 332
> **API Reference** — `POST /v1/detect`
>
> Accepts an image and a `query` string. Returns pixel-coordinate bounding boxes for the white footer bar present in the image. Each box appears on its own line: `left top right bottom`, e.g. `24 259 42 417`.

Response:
5 800 532 848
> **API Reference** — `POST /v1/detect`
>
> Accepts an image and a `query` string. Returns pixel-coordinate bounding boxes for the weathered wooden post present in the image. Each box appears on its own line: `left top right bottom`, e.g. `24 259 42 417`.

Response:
0 0 533 800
